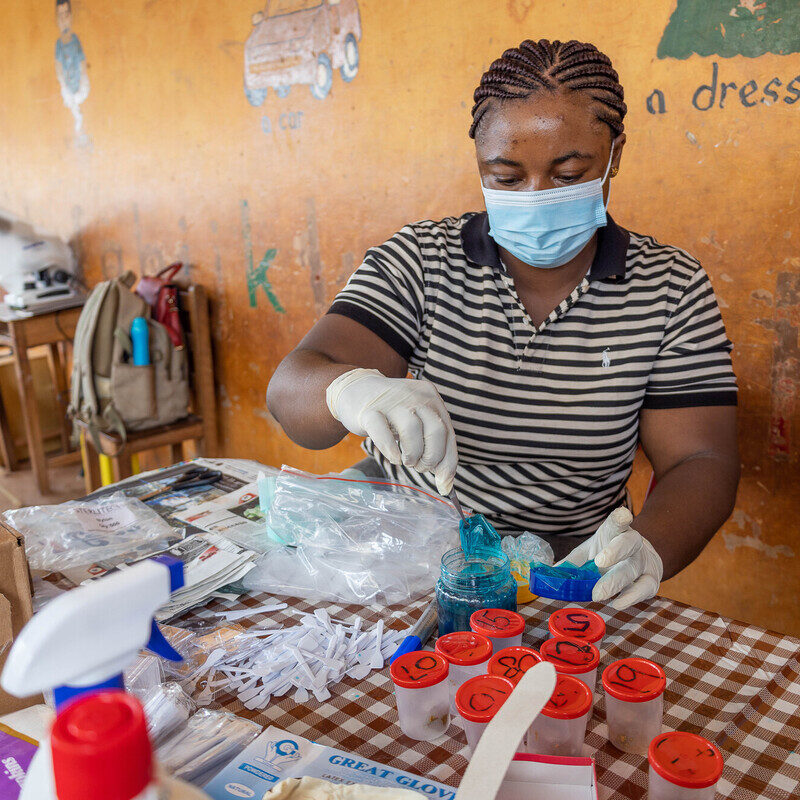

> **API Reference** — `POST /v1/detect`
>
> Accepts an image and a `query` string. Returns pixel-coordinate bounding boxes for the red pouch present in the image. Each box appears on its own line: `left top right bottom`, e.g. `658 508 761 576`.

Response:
136 263 184 348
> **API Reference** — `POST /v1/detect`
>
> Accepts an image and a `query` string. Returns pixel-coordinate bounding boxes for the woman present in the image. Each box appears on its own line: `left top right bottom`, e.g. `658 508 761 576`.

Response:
267 39 739 610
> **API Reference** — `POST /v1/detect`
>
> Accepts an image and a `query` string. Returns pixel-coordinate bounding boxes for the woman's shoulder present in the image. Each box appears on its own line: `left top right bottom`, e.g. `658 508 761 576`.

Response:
624 228 708 288
395 213 477 242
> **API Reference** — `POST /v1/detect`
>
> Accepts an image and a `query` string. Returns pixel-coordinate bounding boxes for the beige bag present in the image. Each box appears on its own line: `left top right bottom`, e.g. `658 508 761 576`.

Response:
68 271 190 453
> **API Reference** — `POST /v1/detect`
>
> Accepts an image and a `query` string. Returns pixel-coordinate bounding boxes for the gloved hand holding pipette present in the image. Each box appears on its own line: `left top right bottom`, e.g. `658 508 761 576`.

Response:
325 367 458 495
560 507 663 611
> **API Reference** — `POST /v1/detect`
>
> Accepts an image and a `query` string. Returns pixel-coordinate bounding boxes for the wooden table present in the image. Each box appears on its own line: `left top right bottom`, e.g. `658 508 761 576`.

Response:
0 304 83 494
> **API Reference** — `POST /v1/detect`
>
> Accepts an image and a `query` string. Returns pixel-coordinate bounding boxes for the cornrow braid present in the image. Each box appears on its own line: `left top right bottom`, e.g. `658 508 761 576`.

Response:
470 39 627 140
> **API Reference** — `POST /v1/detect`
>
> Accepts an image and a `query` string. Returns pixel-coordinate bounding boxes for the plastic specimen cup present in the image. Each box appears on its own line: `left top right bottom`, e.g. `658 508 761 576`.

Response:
455 674 516 754
525 673 593 757
602 657 667 754
487 646 542 686
390 651 450 741
435 631 493 714
648 731 724 800
548 607 606 648
469 608 525 653
538 636 600 693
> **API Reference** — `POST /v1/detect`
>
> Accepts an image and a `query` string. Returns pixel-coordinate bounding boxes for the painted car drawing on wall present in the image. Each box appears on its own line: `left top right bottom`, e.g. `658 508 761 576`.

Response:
244 0 361 105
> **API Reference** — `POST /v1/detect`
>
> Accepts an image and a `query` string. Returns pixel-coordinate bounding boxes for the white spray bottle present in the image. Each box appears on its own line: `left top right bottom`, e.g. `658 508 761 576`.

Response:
1 556 209 799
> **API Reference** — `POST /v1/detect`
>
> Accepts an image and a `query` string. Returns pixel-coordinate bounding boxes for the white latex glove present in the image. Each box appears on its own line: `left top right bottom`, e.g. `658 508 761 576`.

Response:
561 507 663 610
325 368 458 495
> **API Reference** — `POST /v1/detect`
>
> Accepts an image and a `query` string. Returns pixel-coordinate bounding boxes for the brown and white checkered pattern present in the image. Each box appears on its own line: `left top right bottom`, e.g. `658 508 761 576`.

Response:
181 593 800 800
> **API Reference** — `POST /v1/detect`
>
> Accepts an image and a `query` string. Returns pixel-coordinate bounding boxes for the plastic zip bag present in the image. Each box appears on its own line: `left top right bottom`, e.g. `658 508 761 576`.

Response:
141 682 196 746
244 467 460 605
156 709 261 784
4 492 176 571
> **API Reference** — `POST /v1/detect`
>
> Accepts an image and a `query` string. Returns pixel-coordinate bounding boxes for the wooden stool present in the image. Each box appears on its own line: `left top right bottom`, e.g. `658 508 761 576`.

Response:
0 305 83 493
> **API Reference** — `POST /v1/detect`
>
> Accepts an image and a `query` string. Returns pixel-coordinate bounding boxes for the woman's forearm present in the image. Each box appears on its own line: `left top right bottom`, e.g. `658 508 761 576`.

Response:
266 349 354 449
632 453 739 580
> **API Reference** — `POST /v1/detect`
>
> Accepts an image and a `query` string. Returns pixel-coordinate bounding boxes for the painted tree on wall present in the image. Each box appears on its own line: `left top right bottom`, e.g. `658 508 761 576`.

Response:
658 0 800 59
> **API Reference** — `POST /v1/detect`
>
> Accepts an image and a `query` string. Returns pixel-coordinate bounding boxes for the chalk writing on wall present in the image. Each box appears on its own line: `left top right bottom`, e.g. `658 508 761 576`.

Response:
54 0 90 145
241 200 285 313
645 61 800 114
658 0 800 60
243 0 362 107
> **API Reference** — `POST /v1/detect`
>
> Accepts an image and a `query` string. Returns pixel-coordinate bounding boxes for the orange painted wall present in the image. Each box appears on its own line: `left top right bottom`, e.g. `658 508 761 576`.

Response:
1 1 798 634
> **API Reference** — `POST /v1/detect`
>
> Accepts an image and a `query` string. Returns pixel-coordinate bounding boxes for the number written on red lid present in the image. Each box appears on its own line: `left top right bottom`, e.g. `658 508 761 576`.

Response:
602 657 666 702
390 651 449 689
395 654 440 682
472 609 514 631
488 647 542 685
540 637 598 668
470 609 525 638
548 608 605 643
648 732 724 788
455 674 516 723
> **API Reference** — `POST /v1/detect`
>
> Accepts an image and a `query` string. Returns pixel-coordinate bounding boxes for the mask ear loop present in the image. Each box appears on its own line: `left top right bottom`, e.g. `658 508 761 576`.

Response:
601 140 616 211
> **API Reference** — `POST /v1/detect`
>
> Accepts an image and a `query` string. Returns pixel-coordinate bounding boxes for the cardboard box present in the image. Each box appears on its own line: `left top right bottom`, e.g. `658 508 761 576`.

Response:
0 522 37 715
498 754 598 800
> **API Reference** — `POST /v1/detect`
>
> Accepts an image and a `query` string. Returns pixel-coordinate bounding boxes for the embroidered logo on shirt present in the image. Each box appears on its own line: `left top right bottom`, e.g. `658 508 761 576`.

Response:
602 348 611 368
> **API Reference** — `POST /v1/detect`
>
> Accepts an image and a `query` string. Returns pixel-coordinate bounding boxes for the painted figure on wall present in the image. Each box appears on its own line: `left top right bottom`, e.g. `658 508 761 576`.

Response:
658 0 800 59
55 0 90 141
243 0 361 106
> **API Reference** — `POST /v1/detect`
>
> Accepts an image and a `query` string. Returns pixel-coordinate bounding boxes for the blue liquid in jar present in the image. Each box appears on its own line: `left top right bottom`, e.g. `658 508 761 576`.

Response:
436 547 517 636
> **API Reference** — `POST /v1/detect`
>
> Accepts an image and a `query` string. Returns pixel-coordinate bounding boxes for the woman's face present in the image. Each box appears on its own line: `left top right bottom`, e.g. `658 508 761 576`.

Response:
475 88 624 200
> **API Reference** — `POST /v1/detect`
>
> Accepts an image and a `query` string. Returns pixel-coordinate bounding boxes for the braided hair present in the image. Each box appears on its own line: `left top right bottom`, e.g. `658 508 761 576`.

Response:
470 39 627 141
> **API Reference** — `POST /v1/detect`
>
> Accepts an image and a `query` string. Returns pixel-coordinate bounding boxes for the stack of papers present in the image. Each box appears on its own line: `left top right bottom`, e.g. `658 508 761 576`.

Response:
140 533 259 621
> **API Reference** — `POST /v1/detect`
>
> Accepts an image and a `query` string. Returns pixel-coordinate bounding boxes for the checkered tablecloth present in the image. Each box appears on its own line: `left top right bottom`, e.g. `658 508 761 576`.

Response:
179 592 800 800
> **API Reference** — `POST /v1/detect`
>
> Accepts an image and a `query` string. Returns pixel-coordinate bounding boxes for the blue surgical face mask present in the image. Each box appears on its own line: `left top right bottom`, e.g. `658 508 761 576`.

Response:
482 143 615 269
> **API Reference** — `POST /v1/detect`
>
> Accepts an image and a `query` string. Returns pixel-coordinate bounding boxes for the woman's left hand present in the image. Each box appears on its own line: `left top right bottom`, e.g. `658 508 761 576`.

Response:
560 507 664 610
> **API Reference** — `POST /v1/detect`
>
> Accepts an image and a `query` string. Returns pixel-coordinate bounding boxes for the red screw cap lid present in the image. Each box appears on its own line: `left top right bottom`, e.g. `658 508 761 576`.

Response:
602 657 666 702
455 674 515 723
470 608 525 639
539 636 600 675
435 632 493 666
649 732 724 789
540 674 593 720
51 690 152 800
487 646 542 686
390 651 449 689
548 607 606 644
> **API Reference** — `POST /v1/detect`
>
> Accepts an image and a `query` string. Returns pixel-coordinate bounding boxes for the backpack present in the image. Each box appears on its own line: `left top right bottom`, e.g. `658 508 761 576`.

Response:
68 271 190 454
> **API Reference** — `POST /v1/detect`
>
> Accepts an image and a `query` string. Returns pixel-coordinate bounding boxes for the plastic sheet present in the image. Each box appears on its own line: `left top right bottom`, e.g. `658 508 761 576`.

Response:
156 708 261 784
501 532 555 577
244 468 460 605
460 514 501 557
4 492 176 571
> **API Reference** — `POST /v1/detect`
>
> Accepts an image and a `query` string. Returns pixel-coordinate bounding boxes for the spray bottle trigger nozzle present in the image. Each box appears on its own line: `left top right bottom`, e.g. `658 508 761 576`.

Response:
152 554 184 591
147 620 183 662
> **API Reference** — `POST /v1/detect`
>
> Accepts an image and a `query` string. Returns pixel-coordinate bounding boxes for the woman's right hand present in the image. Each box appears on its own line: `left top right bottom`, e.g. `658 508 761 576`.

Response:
325 368 458 495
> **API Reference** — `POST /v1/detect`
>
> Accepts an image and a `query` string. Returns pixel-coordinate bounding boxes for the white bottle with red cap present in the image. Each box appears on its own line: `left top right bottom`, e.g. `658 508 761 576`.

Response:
21 690 210 800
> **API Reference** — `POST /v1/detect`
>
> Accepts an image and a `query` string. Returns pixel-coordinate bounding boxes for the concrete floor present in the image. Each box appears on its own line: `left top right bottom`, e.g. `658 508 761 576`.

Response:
0 463 85 512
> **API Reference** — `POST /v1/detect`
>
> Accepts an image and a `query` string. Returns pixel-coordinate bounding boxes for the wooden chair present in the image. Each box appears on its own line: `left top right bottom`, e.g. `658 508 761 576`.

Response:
77 284 218 493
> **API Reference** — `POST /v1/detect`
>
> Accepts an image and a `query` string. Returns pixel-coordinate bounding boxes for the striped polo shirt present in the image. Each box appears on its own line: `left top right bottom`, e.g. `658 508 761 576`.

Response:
328 212 737 537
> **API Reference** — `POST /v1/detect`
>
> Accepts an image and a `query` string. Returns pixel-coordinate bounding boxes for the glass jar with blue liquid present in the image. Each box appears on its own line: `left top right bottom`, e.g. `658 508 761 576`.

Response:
436 547 517 636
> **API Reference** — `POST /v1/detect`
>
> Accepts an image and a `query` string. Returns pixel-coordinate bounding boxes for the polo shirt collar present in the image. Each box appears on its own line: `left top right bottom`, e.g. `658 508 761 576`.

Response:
461 211 630 280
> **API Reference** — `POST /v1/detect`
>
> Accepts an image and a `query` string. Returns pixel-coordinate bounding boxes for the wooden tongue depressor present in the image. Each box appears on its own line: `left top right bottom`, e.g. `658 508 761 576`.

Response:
455 661 557 800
